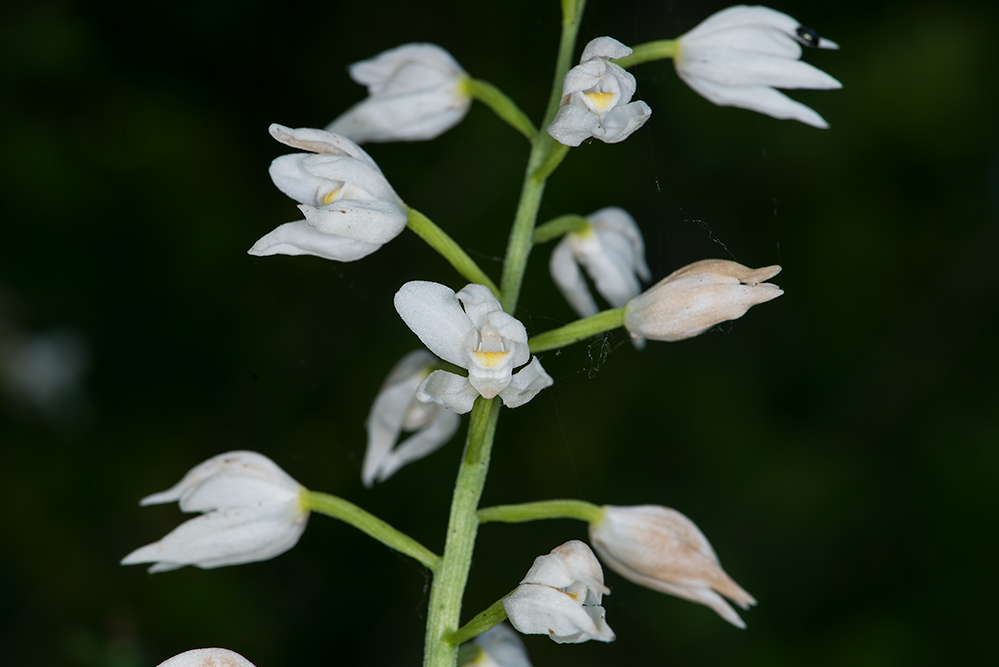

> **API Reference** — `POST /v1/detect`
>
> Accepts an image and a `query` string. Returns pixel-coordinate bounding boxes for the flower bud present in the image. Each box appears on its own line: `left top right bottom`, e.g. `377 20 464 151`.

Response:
623 259 782 342
589 505 755 628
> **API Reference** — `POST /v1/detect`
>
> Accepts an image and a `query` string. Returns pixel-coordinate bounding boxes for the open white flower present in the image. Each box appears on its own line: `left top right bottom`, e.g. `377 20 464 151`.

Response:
675 5 841 128
394 282 552 414
624 259 783 342
589 505 756 628
121 451 308 573
156 648 257 667
248 124 408 261
504 540 615 644
459 624 532 667
363 350 461 487
327 43 471 143
550 207 651 318
547 37 651 146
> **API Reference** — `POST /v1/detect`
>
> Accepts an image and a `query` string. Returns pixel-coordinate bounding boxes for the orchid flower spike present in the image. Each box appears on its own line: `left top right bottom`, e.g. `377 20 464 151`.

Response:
675 5 841 128
459 624 532 667
327 43 471 143
394 281 553 414
589 505 756 628
550 207 651 319
248 124 408 261
156 648 257 667
121 451 308 572
504 540 615 644
624 259 783 342
363 350 461 487
547 37 652 146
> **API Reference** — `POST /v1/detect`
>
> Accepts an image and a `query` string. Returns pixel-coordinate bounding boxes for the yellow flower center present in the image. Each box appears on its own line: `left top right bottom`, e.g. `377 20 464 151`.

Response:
584 91 617 111
472 349 511 369
320 187 343 205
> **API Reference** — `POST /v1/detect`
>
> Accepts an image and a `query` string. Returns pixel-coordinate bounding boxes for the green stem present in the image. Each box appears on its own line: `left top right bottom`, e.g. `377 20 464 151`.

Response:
533 214 590 244
528 308 626 354
302 490 441 571
613 39 678 69
464 78 537 141
477 499 603 525
423 398 501 667
446 598 510 646
406 206 500 295
498 0 586 314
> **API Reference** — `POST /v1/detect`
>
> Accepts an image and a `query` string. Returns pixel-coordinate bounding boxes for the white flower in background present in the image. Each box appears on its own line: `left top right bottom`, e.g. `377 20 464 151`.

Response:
624 259 782 342
459 624 532 667
248 124 408 261
675 5 841 128
394 282 553 414
589 505 756 628
327 43 471 143
156 648 257 667
547 37 652 146
550 207 651 318
503 540 615 644
0 327 88 422
121 451 308 573
363 350 461 487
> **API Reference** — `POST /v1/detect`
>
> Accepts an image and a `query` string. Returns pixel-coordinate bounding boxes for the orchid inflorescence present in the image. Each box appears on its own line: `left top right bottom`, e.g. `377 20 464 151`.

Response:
122 3 840 665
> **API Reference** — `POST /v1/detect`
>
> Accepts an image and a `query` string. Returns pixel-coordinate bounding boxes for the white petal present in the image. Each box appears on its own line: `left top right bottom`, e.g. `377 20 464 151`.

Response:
298 200 408 245
546 104 601 147
504 585 615 644
373 408 460 484
680 48 841 89
394 281 476 368
247 220 382 261
348 43 465 92
550 238 600 318
363 367 422 488
455 283 504 330
299 154 402 203
139 451 298 507
416 370 479 414
121 502 307 572
498 357 553 409
268 123 377 166
328 93 469 143
156 648 257 667
593 101 652 143
679 75 830 128
580 36 632 62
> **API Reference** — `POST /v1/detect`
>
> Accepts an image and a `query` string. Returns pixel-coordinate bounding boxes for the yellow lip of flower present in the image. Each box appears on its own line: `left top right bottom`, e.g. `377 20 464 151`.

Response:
471 349 511 369
583 91 617 112
320 187 343 206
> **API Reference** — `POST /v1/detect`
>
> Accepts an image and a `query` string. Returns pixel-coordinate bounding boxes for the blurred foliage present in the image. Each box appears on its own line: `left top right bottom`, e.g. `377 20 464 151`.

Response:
1 0 996 665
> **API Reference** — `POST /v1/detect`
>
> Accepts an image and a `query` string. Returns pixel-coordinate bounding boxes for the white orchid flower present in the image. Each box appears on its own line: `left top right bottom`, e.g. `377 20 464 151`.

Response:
156 648 257 667
550 207 651 318
393 282 553 414
547 37 652 146
589 505 756 628
248 124 408 261
459 624 532 667
675 5 841 128
363 350 461 487
327 43 471 143
624 259 783 342
503 540 615 644
121 451 308 573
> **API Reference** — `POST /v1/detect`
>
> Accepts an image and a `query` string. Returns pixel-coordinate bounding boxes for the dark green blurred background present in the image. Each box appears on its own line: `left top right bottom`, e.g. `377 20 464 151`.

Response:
2 0 996 665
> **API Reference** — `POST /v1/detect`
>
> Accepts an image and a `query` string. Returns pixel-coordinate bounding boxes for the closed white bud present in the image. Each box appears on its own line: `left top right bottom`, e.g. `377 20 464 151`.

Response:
624 259 782 342
589 505 756 628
